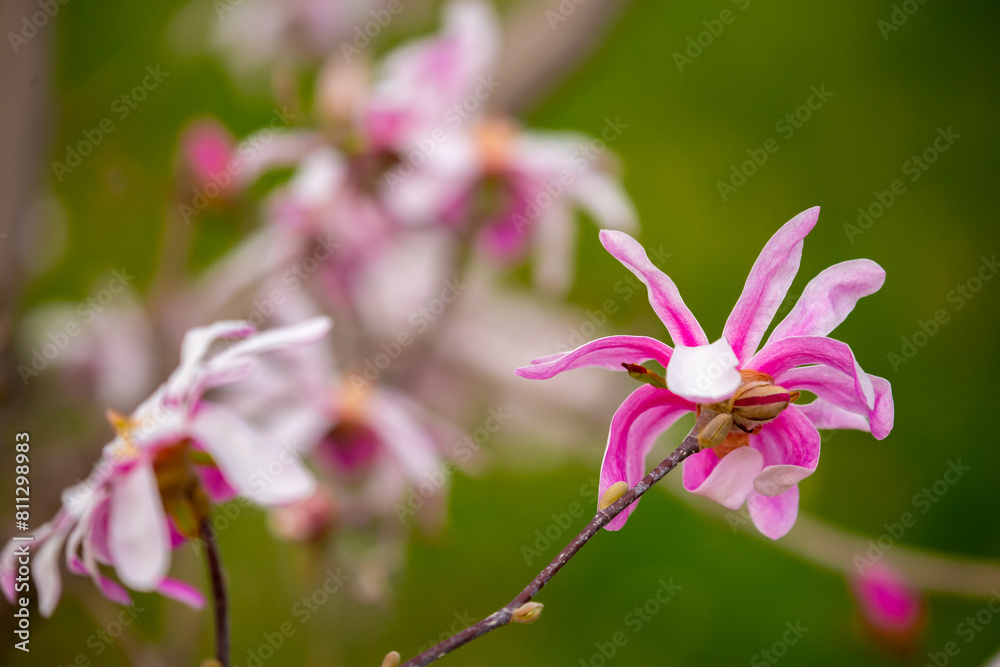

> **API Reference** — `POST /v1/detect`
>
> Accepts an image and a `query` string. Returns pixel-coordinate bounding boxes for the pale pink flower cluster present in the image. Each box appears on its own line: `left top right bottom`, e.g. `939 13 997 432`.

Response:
3 318 330 615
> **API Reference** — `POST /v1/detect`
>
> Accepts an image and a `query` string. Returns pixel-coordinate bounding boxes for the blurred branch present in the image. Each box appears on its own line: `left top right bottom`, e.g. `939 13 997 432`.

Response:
200 520 231 667
0 0 53 401
495 0 630 115
667 484 1000 599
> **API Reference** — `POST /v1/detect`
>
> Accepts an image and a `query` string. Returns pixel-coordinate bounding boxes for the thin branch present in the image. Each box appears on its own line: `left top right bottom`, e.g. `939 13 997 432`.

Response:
200 519 231 667
398 431 702 667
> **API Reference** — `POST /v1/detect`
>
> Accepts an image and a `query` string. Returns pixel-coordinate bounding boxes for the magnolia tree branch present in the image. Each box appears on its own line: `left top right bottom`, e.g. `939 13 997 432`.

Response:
397 430 702 667
200 520 231 667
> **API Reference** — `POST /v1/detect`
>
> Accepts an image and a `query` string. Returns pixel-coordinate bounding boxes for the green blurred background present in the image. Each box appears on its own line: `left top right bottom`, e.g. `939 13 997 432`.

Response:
4 0 1000 665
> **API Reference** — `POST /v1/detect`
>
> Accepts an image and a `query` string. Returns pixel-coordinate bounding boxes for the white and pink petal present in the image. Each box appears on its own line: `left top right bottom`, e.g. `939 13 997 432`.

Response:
599 385 694 530
723 207 820 363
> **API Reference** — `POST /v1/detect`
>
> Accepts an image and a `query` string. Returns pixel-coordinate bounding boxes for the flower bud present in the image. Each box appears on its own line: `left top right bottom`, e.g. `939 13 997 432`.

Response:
511 602 544 624
697 412 733 448
599 481 630 510
621 363 667 389
381 651 401 667
732 384 791 423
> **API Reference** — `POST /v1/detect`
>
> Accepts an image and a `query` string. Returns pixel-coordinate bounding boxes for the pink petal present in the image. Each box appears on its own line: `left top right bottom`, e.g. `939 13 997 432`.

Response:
568 169 637 233
600 385 694 530
108 462 171 590
750 406 820 497
67 555 132 606
209 316 332 371
747 335 875 411
195 463 238 503
775 365 893 439
683 446 763 510
533 202 577 294
192 403 316 506
166 320 255 403
665 337 741 403
768 259 885 343
158 577 206 609
367 392 442 484
599 230 708 347
35 528 70 616
796 399 871 432
516 335 673 379
747 486 800 540
723 207 820 363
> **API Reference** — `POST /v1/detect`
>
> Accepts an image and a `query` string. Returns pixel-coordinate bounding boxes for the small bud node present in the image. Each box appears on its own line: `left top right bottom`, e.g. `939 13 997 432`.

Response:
599 481 630 510
511 602 544 624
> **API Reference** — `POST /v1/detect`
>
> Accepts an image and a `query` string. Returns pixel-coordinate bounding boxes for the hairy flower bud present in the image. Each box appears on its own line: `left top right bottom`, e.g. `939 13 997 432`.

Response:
512 602 544 624
599 481 631 510
697 411 734 449
732 384 792 424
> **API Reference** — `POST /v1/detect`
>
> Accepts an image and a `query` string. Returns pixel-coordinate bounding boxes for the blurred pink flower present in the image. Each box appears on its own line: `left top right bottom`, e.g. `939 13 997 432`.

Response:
262 330 462 533
386 119 636 292
18 292 156 409
1 318 330 615
364 0 500 151
268 485 339 543
178 118 237 198
200 0 396 81
517 208 893 538
851 565 924 650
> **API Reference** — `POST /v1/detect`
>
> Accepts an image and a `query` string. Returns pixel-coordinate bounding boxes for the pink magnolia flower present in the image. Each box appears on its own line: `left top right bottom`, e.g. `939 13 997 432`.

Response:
386 119 636 292
193 0 396 81
364 0 500 152
264 334 458 531
1 317 330 616
516 207 893 538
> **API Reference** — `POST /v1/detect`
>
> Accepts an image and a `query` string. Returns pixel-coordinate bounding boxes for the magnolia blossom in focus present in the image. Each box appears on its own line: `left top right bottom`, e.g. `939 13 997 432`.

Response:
517 208 893 538
1 318 330 615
